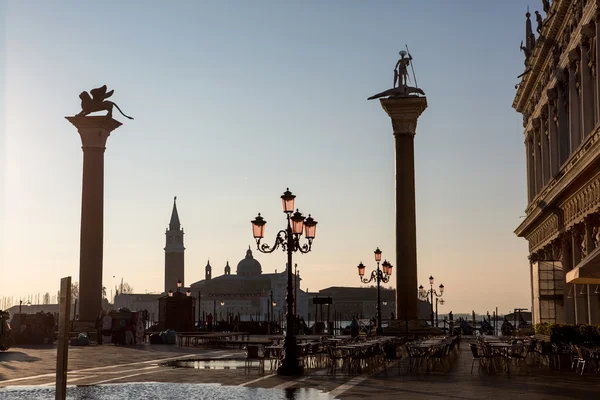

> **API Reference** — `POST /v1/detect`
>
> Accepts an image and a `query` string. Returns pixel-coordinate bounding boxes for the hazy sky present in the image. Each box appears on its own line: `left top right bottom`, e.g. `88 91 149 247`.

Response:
2 0 535 314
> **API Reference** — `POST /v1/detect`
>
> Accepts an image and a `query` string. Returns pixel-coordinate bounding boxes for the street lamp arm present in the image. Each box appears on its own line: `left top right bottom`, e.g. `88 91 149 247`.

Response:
256 230 288 254
360 270 378 284
295 237 313 254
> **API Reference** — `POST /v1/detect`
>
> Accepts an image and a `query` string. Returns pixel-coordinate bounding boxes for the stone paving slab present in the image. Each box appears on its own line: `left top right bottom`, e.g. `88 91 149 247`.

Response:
2 340 600 399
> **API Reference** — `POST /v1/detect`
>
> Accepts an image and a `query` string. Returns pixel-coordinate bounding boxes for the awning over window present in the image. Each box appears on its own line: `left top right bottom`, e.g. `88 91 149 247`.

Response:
566 246 600 284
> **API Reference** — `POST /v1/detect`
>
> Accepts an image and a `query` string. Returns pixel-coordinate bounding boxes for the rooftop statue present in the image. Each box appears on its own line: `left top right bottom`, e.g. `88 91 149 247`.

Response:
535 10 543 34
368 46 425 100
76 85 134 120
542 0 550 14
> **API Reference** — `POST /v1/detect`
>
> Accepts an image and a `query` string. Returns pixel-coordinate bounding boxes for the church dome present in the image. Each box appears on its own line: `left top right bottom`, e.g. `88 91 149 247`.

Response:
236 247 262 277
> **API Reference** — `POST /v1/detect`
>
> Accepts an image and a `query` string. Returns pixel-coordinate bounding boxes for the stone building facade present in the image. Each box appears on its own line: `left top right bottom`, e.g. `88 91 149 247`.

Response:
514 0 600 325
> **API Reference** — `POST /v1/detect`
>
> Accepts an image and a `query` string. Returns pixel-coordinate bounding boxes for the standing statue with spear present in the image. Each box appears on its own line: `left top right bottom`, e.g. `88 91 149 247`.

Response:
394 45 417 89
368 44 425 100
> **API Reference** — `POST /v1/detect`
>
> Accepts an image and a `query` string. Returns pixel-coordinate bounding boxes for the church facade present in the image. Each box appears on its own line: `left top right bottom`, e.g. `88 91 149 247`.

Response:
514 0 600 326
190 248 308 322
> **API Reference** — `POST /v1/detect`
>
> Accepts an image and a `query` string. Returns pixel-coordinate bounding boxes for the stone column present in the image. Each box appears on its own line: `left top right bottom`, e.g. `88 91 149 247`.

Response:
557 71 570 165
379 96 427 322
547 88 560 176
580 36 595 137
541 113 550 185
595 15 600 122
561 233 575 324
585 215 600 323
568 51 582 152
525 134 534 203
533 124 542 195
571 225 589 324
66 116 122 322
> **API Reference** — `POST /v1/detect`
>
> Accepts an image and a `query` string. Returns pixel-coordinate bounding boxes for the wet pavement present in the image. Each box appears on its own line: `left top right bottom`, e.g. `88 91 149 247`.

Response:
0 382 334 400
1 339 600 399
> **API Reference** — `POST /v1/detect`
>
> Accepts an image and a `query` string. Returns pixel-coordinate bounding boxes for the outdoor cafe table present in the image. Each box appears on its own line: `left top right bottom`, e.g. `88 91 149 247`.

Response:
488 342 512 374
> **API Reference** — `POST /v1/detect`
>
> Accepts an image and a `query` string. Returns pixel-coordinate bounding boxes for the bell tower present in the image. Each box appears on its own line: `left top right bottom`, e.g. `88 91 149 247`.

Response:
164 196 185 293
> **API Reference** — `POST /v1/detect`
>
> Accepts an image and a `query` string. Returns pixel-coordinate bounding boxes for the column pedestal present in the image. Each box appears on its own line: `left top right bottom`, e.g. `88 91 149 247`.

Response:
66 116 122 322
379 96 427 322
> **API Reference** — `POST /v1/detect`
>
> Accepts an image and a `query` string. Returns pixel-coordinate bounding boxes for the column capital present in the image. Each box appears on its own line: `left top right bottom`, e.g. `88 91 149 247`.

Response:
66 116 122 149
380 96 428 136
582 22 595 40
568 48 581 65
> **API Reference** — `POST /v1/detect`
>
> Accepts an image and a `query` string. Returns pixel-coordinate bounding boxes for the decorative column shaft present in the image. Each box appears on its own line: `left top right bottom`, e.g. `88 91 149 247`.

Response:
580 37 595 137
66 116 122 322
557 72 571 164
547 88 560 176
533 124 542 194
594 14 600 121
525 134 534 203
542 117 550 185
380 96 427 322
568 52 582 152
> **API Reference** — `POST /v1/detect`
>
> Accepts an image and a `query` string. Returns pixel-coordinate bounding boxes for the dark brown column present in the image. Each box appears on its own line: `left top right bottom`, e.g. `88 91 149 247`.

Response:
556 71 570 165
67 116 122 322
568 51 582 152
595 15 600 122
380 96 427 321
525 134 534 204
580 35 595 137
546 88 559 177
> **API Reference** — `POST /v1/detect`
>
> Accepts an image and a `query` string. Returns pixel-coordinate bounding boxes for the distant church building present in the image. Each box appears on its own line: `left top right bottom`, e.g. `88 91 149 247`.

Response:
164 196 185 293
190 247 307 322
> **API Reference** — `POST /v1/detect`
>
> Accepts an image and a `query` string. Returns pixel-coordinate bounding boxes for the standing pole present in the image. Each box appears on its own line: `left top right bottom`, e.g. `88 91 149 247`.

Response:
279 216 301 375
376 262 383 336
435 299 439 327
430 286 434 326
405 44 418 88
294 264 298 317
56 276 72 400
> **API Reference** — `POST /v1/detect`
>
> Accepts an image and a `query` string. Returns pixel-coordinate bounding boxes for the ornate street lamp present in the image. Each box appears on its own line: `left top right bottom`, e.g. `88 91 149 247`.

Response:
435 297 445 327
168 289 174 297
356 248 392 336
177 280 182 293
251 188 318 376
186 289 191 297
418 276 445 326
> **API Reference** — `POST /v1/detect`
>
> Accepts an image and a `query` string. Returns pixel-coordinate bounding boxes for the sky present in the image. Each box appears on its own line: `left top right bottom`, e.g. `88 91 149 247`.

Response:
1 0 536 314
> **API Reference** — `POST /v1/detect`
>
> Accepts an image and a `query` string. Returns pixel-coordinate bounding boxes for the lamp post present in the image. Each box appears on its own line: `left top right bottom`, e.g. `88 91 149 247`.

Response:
294 264 298 317
435 298 445 327
418 276 444 327
177 280 182 293
251 188 318 376
356 247 393 337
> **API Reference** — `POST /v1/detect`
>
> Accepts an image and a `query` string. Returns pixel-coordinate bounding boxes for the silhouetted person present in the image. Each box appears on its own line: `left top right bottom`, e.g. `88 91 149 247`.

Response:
350 317 359 338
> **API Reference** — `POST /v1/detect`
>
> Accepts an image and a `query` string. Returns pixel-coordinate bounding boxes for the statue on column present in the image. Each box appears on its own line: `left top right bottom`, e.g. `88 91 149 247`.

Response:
368 47 425 100
76 85 134 120
394 50 413 88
